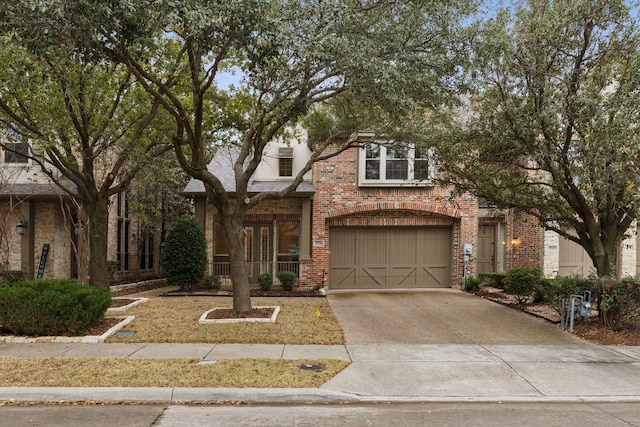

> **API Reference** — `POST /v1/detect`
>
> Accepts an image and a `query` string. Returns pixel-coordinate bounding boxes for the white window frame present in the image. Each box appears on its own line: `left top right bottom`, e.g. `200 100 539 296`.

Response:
358 142 433 187
278 147 294 177
2 129 30 165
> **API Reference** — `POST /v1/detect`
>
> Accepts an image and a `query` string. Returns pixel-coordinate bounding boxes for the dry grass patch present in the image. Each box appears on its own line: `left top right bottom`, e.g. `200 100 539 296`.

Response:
106 297 343 344
0 357 349 388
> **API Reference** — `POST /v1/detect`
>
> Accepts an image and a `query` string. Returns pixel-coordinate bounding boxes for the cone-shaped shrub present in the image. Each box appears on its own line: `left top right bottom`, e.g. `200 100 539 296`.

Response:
161 215 208 290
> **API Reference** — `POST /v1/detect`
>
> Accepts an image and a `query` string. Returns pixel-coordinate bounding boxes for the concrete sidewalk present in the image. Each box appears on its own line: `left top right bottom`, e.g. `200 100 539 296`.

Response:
2 342 640 403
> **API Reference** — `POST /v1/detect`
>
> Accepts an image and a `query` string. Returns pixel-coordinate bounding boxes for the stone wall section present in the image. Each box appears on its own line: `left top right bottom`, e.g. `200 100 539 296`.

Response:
620 222 636 277
33 201 71 279
542 229 560 278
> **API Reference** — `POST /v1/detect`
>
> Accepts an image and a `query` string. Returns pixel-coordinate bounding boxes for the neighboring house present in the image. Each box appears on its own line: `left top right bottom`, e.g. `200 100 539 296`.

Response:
106 189 166 284
541 228 638 279
185 134 541 289
0 134 78 280
0 133 164 284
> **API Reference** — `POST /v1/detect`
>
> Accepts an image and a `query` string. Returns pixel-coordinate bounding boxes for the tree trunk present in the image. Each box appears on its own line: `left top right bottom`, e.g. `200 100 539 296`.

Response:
220 214 252 313
87 198 111 288
592 245 616 278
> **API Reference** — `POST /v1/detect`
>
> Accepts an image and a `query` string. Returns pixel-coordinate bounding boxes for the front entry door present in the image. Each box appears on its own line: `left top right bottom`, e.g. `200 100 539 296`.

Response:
245 225 272 282
477 225 496 274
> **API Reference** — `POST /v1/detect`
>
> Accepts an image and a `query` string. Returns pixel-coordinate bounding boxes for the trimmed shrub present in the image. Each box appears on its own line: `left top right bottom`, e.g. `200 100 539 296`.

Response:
502 267 542 304
160 215 208 291
598 276 640 331
277 271 297 291
478 272 507 289
0 279 111 336
257 273 273 291
204 275 221 290
539 274 594 313
464 276 482 291
0 270 25 286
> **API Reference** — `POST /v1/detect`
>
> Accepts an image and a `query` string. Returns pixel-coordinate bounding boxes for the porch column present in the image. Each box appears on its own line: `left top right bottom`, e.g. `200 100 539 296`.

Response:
299 198 311 258
272 217 278 280
20 200 35 280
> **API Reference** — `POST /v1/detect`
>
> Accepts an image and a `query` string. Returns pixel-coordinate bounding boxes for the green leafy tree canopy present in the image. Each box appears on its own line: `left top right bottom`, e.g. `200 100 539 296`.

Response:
434 0 640 277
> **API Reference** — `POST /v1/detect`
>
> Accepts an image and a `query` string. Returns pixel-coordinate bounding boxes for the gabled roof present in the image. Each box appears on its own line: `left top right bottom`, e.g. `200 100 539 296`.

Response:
182 146 314 196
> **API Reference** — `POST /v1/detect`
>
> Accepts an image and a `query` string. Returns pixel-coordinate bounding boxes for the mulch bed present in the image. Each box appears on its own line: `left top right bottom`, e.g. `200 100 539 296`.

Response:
161 286 323 298
84 317 124 335
470 287 640 346
205 307 275 320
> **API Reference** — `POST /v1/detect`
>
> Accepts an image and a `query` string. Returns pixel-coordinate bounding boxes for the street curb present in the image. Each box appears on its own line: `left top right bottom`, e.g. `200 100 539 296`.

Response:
3 387 640 405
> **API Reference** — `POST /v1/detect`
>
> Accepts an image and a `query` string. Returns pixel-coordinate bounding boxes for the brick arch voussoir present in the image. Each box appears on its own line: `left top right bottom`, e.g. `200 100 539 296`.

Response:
326 202 461 219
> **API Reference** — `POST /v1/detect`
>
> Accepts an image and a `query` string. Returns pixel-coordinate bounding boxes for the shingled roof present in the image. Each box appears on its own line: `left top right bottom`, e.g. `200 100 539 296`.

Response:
0 181 75 198
182 146 314 196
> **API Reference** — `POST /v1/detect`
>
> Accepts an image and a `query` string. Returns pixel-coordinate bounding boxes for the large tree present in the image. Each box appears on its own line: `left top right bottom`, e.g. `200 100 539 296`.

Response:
59 0 473 311
433 0 640 277
0 10 175 287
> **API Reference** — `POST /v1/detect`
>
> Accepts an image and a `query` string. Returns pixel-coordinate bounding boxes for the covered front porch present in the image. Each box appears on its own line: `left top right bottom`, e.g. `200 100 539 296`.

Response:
211 260 299 285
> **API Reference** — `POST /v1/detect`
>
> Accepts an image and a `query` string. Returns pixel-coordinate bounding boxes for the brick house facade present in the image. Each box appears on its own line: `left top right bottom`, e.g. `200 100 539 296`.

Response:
189 136 543 290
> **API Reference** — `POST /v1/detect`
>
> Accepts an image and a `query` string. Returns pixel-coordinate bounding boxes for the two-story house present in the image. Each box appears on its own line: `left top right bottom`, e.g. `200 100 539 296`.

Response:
185 133 543 290
0 132 78 280
0 131 165 284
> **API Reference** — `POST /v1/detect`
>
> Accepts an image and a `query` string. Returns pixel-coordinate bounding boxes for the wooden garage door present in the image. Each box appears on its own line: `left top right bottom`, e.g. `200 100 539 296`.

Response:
559 235 596 277
329 227 451 289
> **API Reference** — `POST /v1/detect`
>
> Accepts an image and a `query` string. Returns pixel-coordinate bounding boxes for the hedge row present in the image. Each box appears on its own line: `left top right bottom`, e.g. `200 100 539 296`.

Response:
0 279 111 336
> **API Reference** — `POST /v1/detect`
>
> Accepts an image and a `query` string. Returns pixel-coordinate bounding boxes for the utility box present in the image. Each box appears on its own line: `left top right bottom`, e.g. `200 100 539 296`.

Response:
579 301 592 317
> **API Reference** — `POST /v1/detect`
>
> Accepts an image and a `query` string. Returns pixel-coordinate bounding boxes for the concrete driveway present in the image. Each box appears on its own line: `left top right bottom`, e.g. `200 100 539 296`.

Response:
326 290 585 345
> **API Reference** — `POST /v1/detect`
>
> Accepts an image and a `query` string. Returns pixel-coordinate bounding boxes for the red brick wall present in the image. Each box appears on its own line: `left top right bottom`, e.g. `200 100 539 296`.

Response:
508 213 542 269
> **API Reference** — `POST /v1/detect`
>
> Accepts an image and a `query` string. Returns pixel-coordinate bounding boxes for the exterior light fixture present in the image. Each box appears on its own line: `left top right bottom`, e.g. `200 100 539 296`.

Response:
16 217 28 236
511 236 521 259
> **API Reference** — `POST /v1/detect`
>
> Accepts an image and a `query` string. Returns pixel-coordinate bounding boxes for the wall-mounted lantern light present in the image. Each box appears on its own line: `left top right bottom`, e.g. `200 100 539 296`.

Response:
16 217 28 236
511 236 521 258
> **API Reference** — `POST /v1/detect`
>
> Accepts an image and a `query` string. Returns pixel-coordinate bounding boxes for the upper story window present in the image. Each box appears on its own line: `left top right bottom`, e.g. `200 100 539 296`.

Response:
360 142 432 186
3 130 28 164
278 147 293 177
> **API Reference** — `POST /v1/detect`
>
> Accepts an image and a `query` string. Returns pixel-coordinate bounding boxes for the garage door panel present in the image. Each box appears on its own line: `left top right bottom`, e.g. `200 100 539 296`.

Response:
388 230 417 264
361 267 387 288
332 229 356 263
422 266 449 288
559 234 596 277
390 267 417 288
357 230 386 264
331 267 356 288
330 227 452 290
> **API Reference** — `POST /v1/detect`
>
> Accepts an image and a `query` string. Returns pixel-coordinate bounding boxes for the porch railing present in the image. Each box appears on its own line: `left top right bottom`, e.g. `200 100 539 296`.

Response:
211 261 299 283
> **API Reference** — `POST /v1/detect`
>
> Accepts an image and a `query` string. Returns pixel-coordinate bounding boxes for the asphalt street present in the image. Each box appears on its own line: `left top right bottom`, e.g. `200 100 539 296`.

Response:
3 402 640 427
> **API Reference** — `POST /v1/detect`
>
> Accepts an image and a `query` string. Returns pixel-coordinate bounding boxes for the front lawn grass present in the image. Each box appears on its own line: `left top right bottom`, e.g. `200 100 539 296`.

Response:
106 297 344 345
0 357 349 388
